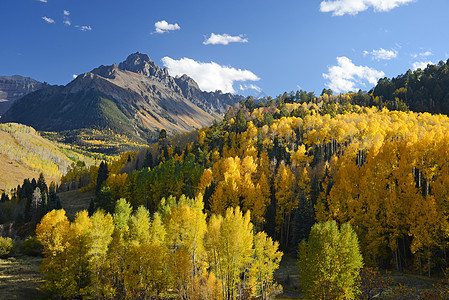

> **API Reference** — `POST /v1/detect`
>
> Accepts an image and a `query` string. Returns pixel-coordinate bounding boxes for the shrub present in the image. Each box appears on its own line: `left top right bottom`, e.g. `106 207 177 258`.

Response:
19 235 43 256
0 236 14 257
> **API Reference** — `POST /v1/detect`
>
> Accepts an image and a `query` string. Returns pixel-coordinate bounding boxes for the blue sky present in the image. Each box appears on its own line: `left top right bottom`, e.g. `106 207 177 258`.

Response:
1 0 448 97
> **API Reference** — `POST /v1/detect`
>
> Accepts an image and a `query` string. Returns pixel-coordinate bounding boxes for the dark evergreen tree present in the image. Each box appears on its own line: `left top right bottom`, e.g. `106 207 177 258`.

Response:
37 173 48 195
95 161 109 197
31 178 37 190
203 181 216 212
88 198 96 216
244 96 255 111
234 109 248 133
55 197 62 210
143 150 153 169
264 184 277 240
0 192 8 203
263 112 274 126
22 179 34 221
48 190 62 211
41 192 49 216
159 128 167 140
321 88 333 96
291 196 315 253
49 181 57 193
96 186 113 213
158 129 169 160
20 179 33 201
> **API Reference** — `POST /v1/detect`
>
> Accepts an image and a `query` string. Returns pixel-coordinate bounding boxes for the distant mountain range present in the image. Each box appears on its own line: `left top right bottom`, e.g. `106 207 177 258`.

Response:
1 52 243 143
0 75 49 115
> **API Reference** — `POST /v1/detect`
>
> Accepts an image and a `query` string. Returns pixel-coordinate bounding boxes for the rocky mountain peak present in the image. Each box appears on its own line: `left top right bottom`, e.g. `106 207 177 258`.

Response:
118 52 167 78
0 75 48 115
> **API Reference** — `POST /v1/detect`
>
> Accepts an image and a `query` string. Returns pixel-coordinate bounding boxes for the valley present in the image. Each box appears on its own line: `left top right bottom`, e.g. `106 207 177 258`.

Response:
1 35 449 300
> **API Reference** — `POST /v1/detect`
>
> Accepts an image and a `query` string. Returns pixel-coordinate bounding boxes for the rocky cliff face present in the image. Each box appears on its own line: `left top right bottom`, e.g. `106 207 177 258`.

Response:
0 75 48 116
1 52 243 142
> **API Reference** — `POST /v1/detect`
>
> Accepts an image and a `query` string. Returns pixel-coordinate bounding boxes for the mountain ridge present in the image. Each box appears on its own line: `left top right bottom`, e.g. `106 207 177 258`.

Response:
0 75 49 116
1 52 244 147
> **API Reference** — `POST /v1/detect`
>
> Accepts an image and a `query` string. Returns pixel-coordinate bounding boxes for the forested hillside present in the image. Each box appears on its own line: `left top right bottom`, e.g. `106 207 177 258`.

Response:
5 90 449 298
73 93 449 277
1 53 243 154
373 59 449 115
0 123 97 193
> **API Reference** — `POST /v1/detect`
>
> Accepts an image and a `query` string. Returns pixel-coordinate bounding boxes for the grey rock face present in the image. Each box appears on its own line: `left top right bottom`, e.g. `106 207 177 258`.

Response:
0 75 48 115
1 52 244 140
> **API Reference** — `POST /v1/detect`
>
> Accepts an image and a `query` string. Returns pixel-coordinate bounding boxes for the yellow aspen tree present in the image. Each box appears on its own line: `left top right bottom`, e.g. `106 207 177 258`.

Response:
107 199 132 297
217 207 254 300
70 210 93 295
298 221 363 300
88 209 114 298
249 232 283 299
204 213 223 270
128 205 150 243
36 209 75 297
164 194 207 297
275 162 296 247
190 273 223 300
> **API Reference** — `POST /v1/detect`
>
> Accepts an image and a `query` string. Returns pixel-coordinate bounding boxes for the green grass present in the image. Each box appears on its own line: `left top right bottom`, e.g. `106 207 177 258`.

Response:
0 256 45 300
390 270 440 290
58 189 95 220
274 254 301 299
273 252 446 299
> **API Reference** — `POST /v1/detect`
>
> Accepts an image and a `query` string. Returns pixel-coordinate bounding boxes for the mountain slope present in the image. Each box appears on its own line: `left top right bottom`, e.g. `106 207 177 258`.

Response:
0 75 49 116
1 53 243 146
372 59 449 114
0 123 96 193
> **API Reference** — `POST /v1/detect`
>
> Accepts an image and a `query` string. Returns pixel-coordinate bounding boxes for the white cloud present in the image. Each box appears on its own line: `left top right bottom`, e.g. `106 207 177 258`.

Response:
63 10 71 26
203 33 248 45
320 0 415 16
239 84 262 93
323 56 385 93
42 16 55 24
38 0 48 3
412 51 433 58
154 20 180 34
364 48 398 60
419 51 432 57
412 61 433 70
75 25 92 31
73 74 78 79
162 57 260 93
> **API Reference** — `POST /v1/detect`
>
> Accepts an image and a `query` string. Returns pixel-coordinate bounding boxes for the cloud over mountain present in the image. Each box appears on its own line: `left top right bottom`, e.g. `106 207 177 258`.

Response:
162 57 259 93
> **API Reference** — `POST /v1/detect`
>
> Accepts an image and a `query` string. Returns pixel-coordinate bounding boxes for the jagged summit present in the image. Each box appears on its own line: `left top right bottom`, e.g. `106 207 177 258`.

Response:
1 52 244 142
118 52 168 78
